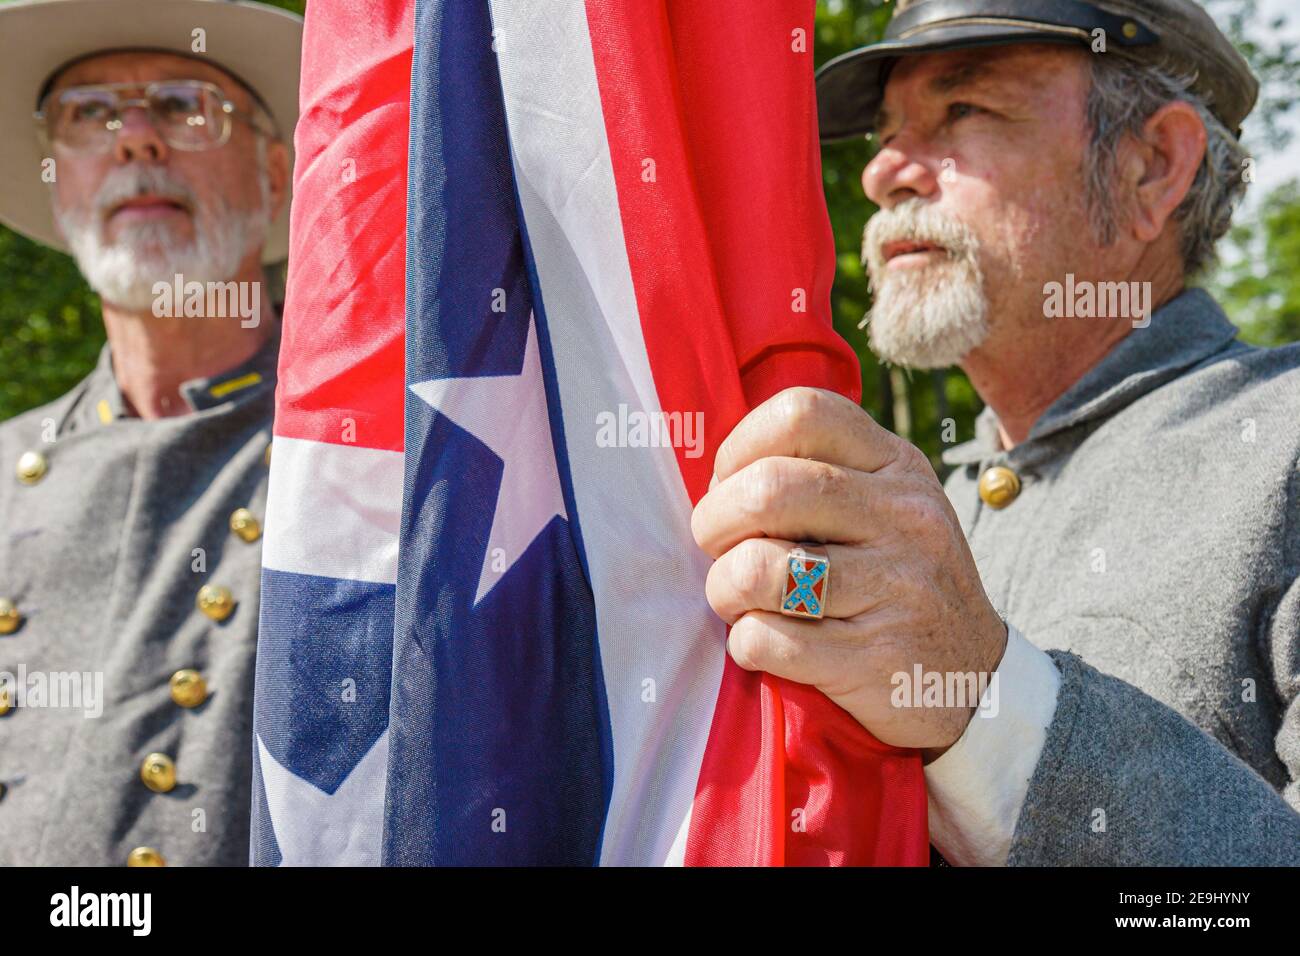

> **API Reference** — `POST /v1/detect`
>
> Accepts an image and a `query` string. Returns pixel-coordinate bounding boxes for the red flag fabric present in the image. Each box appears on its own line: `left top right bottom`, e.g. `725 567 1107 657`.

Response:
579 0 930 864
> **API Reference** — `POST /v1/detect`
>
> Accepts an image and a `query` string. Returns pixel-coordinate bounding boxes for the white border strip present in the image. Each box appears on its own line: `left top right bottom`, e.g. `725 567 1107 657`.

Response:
262 435 404 585
490 0 726 866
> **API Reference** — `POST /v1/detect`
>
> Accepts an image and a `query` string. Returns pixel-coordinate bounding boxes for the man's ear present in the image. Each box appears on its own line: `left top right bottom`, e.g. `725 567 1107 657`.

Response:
265 138 292 221
1128 99 1206 243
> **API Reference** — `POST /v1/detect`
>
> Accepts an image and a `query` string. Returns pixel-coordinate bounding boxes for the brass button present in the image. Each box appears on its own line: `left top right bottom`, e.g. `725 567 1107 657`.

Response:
1122 20 1138 39
140 753 177 793
0 598 19 635
127 846 166 867
229 507 262 543
0 686 11 717
170 669 208 708
197 584 235 622
15 450 47 485
978 465 1022 509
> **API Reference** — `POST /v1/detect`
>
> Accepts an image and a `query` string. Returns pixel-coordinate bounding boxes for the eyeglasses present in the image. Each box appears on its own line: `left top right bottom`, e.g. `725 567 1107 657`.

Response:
35 79 278 154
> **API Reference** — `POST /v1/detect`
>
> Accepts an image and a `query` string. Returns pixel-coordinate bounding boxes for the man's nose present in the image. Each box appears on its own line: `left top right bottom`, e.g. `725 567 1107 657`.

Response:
111 106 170 164
862 136 939 210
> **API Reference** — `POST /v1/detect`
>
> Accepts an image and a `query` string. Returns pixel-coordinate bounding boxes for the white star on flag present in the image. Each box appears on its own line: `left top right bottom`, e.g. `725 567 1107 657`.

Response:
409 313 568 604
256 730 388 866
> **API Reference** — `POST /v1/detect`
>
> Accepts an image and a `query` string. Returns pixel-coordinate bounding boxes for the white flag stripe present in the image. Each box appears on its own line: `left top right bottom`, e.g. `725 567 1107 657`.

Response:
491 0 726 866
262 435 404 585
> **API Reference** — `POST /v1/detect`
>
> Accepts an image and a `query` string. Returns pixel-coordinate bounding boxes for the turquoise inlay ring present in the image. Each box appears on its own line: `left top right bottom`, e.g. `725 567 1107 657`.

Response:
780 545 830 620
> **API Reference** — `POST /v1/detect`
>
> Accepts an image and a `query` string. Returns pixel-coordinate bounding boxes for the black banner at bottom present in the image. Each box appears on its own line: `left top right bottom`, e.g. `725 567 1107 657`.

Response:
0 865 1287 941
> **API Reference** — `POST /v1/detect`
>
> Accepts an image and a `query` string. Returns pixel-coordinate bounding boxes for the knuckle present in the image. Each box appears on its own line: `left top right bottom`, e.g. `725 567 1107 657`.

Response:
732 539 776 603
808 458 847 498
891 489 949 536
689 500 707 549
738 457 788 516
727 614 766 671
703 559 731 618
771 386 830 439
895 440 933 475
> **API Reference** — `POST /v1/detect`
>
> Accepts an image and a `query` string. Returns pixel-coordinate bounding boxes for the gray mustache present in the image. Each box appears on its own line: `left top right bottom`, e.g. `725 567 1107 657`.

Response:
862 200 979 272
94 167 195 219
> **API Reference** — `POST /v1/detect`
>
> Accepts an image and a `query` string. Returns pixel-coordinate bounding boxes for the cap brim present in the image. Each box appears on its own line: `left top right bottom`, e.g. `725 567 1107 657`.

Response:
816 23 1088 143
0 0 301 264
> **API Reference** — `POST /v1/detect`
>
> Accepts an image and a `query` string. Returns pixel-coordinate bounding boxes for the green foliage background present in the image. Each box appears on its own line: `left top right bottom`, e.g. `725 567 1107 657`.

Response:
1 0 1295 468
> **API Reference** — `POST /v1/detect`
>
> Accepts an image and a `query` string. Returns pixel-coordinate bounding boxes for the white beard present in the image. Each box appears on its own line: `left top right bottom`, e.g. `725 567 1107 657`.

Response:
862 199 990 370
54 163 270 313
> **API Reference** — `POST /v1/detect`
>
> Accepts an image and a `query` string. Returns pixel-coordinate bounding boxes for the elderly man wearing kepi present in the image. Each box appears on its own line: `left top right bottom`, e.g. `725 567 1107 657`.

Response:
0 0 300 866
692 0 1300 864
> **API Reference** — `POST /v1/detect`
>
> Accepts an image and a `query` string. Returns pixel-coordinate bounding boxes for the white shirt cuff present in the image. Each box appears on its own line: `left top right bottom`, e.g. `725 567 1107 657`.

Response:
923 624 1061 866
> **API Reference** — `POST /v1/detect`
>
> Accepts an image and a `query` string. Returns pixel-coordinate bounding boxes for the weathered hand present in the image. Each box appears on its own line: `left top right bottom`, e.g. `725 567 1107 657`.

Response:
691 387 1008 755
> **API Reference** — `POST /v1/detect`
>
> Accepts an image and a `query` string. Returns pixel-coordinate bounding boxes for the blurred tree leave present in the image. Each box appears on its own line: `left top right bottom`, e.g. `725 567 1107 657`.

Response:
1213 179 1300 346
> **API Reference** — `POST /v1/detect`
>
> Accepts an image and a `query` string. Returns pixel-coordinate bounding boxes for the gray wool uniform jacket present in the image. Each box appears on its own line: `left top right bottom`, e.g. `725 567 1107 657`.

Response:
938 288 1300 865
0 334 277 866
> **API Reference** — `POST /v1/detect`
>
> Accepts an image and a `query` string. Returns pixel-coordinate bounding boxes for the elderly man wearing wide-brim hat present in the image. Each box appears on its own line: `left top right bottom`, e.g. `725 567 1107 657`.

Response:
0 0 300 866
692 0 1300 864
